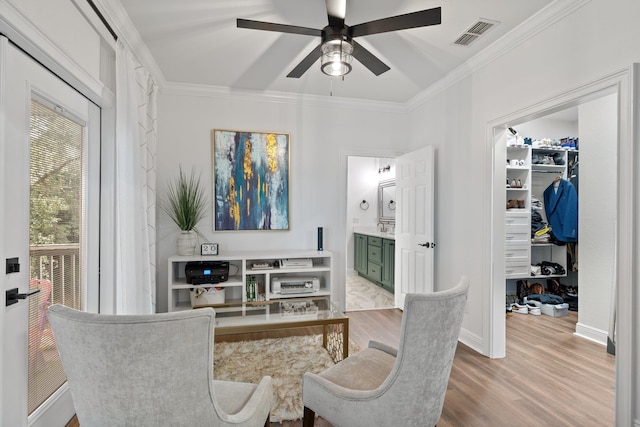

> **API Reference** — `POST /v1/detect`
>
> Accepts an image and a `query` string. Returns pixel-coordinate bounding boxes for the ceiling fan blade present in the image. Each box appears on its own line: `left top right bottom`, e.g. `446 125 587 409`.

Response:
351 7 441 37
352 40 390 76
286 44 324 78
326 0 346 28
237 19 322 37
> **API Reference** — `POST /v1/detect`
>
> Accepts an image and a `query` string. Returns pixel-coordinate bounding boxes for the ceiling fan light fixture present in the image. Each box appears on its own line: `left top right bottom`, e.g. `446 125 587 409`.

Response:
321 38 353 77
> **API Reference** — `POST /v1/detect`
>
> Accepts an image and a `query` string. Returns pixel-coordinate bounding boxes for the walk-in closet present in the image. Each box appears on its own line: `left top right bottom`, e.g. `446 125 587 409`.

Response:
504 92 617 348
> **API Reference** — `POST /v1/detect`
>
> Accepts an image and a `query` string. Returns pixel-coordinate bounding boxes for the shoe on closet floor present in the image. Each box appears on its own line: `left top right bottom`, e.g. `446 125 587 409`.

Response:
506 304 513 317
510 303 528 314
526 304 541 315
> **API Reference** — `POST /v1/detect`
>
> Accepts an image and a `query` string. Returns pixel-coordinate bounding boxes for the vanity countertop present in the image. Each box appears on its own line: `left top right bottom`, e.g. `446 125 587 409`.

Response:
353 228 395 240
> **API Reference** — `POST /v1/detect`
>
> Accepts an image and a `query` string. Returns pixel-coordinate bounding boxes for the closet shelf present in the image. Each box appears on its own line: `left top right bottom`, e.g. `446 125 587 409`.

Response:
505 144 570 280
529 274 566 279
532 165 565 171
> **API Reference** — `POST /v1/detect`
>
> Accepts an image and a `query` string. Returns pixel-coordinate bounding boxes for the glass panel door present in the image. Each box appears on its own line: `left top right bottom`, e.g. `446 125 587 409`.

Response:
27 98 86 414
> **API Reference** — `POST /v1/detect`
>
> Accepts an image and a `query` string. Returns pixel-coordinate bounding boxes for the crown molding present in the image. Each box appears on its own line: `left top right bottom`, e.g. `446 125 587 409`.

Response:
91 0 167 87
406 0 592 111
161 81 408 114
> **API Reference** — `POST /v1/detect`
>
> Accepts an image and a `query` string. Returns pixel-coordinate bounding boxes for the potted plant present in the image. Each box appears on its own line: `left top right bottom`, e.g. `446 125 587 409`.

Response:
161 166 207 255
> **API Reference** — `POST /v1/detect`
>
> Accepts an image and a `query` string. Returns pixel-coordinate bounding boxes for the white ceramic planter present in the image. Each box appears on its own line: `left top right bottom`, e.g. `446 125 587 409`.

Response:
177 230 197 255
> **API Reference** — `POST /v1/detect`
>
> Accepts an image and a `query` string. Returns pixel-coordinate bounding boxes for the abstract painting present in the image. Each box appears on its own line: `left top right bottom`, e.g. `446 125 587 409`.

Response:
212 129 289 230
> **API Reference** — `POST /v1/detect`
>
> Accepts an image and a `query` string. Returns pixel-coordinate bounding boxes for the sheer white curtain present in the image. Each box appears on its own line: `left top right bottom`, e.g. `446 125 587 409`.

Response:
113 40 157 314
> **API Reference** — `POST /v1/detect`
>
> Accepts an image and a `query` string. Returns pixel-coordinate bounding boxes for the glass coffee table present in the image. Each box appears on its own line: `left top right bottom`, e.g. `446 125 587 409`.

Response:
194 296 349 362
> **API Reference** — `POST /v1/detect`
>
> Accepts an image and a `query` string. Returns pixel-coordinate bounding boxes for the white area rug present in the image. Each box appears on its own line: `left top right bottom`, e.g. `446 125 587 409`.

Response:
214 335 358 422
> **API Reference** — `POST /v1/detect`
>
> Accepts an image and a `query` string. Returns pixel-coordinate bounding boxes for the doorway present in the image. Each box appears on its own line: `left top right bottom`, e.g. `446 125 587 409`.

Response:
499 91 617 349
489 74 629 358
345 155 396 311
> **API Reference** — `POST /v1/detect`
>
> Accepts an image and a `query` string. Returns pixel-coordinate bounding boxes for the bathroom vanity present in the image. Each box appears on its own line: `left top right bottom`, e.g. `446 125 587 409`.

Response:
354 230 395 293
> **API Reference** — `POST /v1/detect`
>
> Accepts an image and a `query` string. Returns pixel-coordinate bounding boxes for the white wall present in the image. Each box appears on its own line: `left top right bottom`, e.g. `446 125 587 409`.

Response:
0 0 111 101
10 0 100 77
576 93 617 341
515 116 579 141
345 156 379 272
156 91 409 312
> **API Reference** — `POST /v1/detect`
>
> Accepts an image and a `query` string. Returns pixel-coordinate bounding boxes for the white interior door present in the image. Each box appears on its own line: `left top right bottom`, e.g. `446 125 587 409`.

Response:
1 38 100 427
394 146 435 309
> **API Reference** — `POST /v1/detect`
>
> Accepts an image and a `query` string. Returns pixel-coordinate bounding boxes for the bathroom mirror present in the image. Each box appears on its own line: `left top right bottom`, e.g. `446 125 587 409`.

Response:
378 179 396 224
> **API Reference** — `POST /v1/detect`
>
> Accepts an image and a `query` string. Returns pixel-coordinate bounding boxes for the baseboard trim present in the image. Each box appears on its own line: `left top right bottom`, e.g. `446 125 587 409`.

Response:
574 322 607 347
459 327 484 355
28 382 75 427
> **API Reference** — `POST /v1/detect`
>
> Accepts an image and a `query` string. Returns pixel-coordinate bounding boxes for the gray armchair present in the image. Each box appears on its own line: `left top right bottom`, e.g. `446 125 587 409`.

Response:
48 305 272 427
302 277 469 427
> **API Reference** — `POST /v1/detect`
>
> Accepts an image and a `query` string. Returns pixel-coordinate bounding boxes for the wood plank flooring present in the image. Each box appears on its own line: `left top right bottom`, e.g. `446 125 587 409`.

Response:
66 309 615 427
441 311 614 427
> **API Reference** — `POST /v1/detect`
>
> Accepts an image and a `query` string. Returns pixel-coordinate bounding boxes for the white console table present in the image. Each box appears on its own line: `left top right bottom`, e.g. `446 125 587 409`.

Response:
167 250 333 312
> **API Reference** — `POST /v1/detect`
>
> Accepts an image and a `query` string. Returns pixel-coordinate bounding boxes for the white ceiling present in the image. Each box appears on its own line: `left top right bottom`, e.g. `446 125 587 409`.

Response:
116 0 554 103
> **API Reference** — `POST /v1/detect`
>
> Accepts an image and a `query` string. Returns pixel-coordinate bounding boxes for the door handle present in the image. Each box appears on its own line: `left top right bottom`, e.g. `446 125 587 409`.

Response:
418 242 436 248
6 288 41 306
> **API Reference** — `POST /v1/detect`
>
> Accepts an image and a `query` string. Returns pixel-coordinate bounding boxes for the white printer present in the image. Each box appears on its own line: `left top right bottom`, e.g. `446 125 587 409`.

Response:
271 276 320 294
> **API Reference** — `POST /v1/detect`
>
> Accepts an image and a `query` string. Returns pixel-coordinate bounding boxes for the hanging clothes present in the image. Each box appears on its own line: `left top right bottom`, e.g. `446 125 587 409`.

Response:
543 178 578 242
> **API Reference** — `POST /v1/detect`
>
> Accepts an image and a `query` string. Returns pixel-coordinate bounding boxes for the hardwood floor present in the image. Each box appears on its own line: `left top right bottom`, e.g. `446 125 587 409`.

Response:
441 311 614 427
67 309 615 427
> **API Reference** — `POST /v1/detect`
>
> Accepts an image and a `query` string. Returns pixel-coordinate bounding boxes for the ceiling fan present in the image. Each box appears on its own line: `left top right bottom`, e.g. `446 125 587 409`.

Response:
237 0 441 78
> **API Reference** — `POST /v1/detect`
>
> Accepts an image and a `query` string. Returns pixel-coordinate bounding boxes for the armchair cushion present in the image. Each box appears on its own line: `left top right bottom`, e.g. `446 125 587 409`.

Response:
311 346 395 391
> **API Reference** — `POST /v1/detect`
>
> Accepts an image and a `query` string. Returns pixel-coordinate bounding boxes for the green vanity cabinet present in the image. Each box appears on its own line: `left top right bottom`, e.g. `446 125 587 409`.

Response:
354 233 395 293
354 233 368 274
367 237 383 282
381 239 395 293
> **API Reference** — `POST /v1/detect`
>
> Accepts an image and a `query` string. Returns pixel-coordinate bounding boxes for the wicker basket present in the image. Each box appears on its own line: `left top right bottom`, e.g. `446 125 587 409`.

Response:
190 287 225 306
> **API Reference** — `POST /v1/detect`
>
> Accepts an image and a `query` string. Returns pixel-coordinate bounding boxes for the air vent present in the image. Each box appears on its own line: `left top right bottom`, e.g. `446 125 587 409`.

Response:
467 20 494 35
454 33 479 46
454 19 499 46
